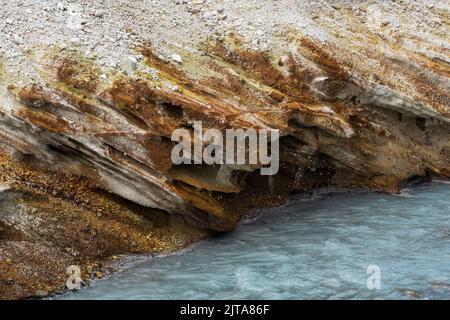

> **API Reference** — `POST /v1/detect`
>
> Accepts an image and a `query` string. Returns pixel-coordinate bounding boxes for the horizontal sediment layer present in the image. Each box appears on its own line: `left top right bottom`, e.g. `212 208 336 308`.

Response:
0 0 449 299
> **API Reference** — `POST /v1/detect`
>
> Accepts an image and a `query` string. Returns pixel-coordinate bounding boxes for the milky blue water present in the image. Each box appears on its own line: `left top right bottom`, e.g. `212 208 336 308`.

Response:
61 181 450 300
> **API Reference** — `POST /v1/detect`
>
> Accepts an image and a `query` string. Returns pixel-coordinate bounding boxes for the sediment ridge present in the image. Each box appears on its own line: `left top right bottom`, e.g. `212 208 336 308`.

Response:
0 0 449 299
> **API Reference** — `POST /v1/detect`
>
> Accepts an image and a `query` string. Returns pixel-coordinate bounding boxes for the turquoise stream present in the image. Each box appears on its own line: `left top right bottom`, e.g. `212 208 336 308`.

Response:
61 181 450 300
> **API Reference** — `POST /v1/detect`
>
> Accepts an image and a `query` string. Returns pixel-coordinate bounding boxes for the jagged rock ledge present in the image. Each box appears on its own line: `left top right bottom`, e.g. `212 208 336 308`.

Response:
0 0 449 299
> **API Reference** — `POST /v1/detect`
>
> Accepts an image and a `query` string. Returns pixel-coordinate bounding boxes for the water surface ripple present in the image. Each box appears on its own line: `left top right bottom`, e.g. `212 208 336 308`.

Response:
62 182 450 300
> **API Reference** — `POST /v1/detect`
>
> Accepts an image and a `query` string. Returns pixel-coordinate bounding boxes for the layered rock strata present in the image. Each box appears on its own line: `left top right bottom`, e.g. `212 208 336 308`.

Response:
0 0 448 299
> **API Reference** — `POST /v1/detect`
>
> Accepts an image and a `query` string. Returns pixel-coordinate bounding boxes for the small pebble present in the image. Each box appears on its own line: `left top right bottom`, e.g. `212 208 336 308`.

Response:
127 55 138 71
171 53 183 64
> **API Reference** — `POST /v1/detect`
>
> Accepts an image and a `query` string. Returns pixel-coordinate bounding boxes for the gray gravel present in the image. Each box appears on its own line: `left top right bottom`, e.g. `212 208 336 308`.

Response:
0 0 447 85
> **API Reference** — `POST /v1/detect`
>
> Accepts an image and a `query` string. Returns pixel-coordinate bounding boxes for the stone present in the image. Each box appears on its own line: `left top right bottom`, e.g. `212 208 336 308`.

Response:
171 53 183 63
35 290 49 297
69 37 80 44
56 2 66 11
94 10 105 18
13 35 23 44
278 55 289 66
0 182 10 192
124 55 138 72
0 0 449 300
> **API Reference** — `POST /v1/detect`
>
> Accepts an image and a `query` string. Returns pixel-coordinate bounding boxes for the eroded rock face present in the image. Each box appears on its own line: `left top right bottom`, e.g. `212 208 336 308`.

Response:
2 35 449 231
0 0 449 298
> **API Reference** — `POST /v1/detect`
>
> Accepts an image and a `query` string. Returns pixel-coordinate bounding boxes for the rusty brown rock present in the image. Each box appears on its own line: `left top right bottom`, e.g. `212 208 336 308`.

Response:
0 3 449 298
